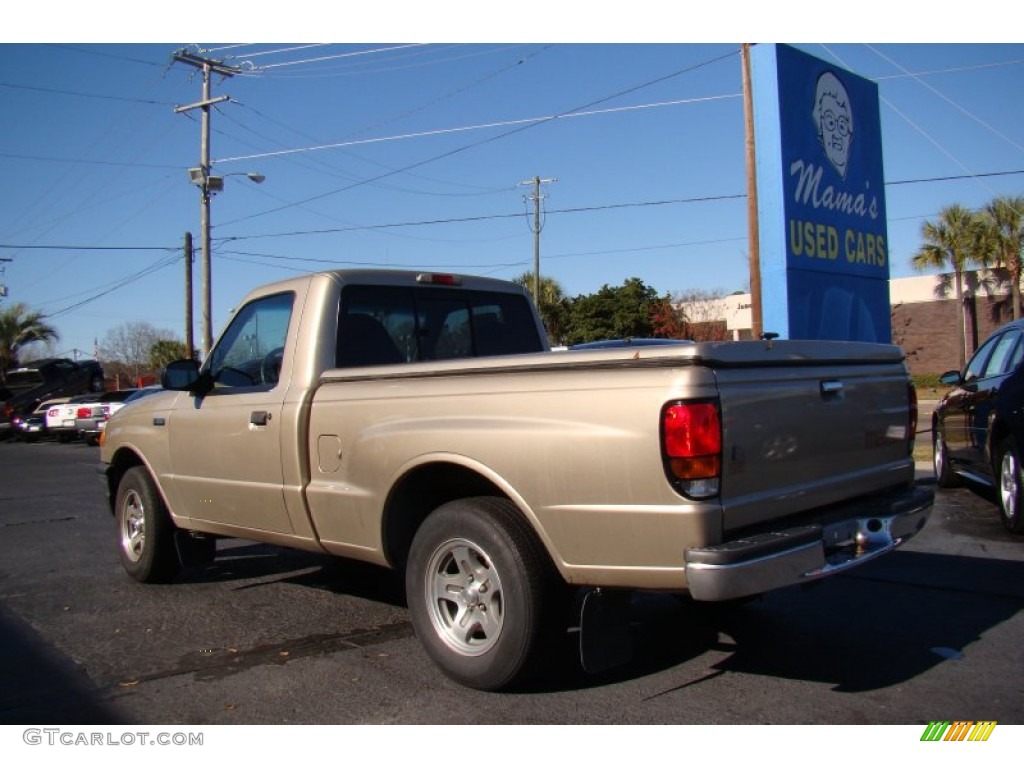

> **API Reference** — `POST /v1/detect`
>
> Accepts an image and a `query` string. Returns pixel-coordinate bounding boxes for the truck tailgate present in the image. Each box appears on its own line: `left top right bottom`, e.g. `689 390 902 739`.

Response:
711 352 913 532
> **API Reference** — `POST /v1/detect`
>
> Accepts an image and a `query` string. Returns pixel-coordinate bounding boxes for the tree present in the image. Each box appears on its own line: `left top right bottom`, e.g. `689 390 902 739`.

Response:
980 195 1024 321
649 296 687 339
99 321 179 383
912 204 984 370
563 278 660 345
149 339 188 370
0 303 59 380
513 272 569 346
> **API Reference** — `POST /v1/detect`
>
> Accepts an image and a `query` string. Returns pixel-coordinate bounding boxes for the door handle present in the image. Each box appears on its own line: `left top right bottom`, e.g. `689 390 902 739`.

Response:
250 411 271 426
820 380 843 396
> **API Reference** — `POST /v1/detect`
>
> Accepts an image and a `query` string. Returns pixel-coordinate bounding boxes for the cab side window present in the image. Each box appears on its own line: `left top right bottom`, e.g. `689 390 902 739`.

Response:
206 292 294 390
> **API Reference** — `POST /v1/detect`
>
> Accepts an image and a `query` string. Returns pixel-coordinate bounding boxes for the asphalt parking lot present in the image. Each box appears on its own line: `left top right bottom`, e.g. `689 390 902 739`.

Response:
0 435 1021 727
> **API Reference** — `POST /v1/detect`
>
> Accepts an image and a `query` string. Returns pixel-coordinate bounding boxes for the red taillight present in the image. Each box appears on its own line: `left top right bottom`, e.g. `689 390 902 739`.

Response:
662 401 722 499
48 408 60 418
76 407 91 419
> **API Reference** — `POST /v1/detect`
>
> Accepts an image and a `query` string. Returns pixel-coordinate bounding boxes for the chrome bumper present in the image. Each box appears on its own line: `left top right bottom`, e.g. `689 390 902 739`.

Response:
684 485 934 601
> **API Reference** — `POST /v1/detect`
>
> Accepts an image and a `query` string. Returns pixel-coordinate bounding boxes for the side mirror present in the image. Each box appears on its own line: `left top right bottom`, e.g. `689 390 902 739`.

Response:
939 370 962 386
162 359 212 396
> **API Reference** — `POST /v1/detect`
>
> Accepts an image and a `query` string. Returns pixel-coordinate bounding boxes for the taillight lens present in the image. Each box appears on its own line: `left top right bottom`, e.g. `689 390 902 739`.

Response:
48 408 60 418
77 407 91 419
662 401 722 499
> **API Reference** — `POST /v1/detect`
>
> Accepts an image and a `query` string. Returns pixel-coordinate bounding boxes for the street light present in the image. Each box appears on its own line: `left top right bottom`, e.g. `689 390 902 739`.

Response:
187 168 265 358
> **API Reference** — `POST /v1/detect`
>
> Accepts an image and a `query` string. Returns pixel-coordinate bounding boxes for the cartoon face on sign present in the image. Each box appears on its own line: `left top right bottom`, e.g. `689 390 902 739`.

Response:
813 71 853 179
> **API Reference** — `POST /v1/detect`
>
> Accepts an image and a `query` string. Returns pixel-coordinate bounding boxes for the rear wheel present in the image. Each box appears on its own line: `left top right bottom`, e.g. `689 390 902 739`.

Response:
997 438 1024 534
406 497 558 691
115 466 180 582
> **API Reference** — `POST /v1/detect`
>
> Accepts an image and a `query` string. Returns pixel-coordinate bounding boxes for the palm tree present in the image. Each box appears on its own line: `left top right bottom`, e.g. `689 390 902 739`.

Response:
513 272 568 345
980 195 1024 321
911 205 984 371
0 303 59 381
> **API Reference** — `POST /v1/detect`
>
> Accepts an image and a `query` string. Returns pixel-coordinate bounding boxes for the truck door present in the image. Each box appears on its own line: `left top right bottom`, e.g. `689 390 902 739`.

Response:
166 291 295 534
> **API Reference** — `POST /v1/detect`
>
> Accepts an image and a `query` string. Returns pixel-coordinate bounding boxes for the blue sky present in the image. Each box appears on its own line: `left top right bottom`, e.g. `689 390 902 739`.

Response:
2 7 1023 359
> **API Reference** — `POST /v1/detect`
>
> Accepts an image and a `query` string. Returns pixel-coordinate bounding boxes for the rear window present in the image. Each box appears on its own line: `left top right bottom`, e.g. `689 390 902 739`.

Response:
337 285 542 368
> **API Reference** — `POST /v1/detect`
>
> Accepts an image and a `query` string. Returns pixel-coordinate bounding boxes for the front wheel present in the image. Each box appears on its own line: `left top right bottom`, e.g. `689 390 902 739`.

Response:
115 466 180 582
933 426 959 488
997 438 1024 534
406 497 557 691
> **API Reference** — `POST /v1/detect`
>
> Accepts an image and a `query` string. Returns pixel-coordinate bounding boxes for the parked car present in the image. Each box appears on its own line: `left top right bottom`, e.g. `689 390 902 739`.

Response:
11 397 70 442
46 394 101 442
72 390 138 445
1 358 104 438
933 318 1024 532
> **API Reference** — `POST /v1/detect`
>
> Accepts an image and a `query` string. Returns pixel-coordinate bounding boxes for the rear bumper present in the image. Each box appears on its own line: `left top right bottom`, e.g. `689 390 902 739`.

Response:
683 484 934 601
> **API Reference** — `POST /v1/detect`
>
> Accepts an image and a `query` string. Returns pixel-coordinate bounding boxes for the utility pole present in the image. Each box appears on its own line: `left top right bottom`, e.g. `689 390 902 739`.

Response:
183 232 194 361
741 43 764 340
519 176 557 304
172 49 240 358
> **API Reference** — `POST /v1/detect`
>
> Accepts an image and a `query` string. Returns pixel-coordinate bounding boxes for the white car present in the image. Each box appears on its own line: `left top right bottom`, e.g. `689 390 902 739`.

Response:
71 390 139 445
46 394 97 442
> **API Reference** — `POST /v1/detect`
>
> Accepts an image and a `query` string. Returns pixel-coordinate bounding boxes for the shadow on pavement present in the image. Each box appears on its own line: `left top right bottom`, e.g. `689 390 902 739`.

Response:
0 606 126 724
535 548 1024 694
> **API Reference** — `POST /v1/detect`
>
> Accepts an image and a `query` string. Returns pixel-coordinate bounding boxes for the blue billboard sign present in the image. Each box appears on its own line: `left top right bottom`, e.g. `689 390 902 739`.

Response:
751 44 891 342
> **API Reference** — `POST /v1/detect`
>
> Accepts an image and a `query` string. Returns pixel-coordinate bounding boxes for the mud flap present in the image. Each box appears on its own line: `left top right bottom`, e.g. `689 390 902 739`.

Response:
579 589 634 674
174 531 216 568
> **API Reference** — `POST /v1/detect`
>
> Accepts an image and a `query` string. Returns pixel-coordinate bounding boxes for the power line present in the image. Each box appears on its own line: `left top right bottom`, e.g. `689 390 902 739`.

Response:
239 44 431 71
1 168 1020 254
0 81 174 105
0 244 176 251
217 49 740 229
214 169 1024 245
41 254 180 320
865 44 1024 156
0 152 180 169
45 44 165 68
215 94 739 165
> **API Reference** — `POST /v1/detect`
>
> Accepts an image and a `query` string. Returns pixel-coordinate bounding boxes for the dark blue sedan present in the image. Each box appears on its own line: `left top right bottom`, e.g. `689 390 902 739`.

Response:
933 318 1024 533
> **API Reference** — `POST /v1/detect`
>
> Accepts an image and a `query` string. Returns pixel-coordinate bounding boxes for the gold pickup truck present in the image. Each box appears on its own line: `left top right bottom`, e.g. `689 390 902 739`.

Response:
100 269 932 690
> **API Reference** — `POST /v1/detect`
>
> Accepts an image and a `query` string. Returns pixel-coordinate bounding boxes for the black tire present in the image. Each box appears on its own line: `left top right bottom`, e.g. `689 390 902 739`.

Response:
406 496 559 691
996 437 1024 534
115 466 180 583
933 425 959 488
